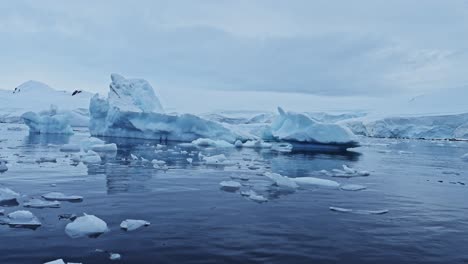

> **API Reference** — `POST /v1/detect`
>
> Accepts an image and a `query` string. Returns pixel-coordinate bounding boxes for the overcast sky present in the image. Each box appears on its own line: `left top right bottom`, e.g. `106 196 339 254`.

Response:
1 0 468 99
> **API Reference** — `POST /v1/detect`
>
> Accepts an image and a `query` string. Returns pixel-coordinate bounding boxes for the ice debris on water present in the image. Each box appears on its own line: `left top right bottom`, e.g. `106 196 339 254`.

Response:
234 140 243 148
80 150 101 164
120 219 151 231
0 159 8 173
110 253 122 261
42 192 83 202
91 143 117 152
220 181 242 191
21 105 74 134
331 165 371 178
243 140 272 149
6 210 41 228
292 177 340 188
24 198 61 208
37 156 57 163
329 206 388 215
192 138 234 148
0 187 20 205
44 259 82 264
65 214 109 238
264 172 298 189
271 143 293 153
240 190 268 203
204 154 235 166
339 184 367 191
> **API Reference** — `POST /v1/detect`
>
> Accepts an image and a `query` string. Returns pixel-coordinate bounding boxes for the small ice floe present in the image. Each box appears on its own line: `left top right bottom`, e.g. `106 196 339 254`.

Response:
331 166 370 178
42 192 83 202
0 160 8 173
461 153 468 161
81 150 101 164
219 181 242 191
243 140 272 149
60 144 81 152
234 140 243 148
241 190 268 203
155 144 165 150
80 137 105 151
340 184 367 191
0 187 20 205
329 206 388 215
204 154 235 166
110 253 122 261
292 177 340 188
180 150 188 155
43 259 81 264
91 143 117 152
318 169 332 176
120 219 150 231
65 214 109 238
264 172 298 189
5 210 41 228
192 138 234 148
186 158 193 164
342 165 356 174
36 157 57 163
130 154 139 160
24 198 60 208
271 143 293 153
151 159 166 166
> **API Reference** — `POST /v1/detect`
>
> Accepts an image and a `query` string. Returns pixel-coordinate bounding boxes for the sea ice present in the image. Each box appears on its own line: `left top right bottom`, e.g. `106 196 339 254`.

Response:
65 214 109 238
110 253 122 261
264 172 299 189
219 181 242 191
120 219 151 231
91 143 117 152
6 210 41 228
42 192 83 202
192 138 234 148
292 177 340 188
24 198 61 208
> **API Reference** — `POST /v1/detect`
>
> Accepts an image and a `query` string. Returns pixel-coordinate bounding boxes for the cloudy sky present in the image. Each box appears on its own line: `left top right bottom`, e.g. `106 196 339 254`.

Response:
1 0 468 110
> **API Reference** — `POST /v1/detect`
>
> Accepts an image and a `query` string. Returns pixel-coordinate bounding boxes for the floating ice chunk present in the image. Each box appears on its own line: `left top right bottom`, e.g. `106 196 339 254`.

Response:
265 107 358 145
342 165 356 174
234 140 243 148
42 192 83 202
219 181 242 191
292 177 339 188
65 214 109 238
264 172 298 189
91 143 117 152
22 105 74 134
244 191 268 203
44 259 66 264
192 138 234 148
318 169 332 176
0 187 20 205
329 206 388 215
461 153 468 161
357 170 370 176
80 137 105 151
130 154 139 160
110 253 122 261
81 150 101 164
271 143 293 153
204 154 235 166
24 198 61 208
151 159 166 166
7 210 41 228
340 184 367 191
120 219 150 231
186 158 193 164
243 140 272 149
0 160 8 173
60 144 81 152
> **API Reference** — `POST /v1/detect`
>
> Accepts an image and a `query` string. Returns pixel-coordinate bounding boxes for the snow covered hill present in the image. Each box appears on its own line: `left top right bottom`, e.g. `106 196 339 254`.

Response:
0 80 92 126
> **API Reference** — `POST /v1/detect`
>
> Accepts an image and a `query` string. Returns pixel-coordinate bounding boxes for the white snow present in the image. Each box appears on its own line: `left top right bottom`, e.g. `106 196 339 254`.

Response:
22 105 74 134
191 138 234 148
65 214 109 238
24 198 61 208
120 219 150 231
42 192 83 202
264 107 358 145
219 181 242 191
292 177 340 188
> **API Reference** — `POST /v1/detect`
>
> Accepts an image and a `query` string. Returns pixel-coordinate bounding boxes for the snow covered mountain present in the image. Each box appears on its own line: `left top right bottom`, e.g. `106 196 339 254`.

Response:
0 80 92 126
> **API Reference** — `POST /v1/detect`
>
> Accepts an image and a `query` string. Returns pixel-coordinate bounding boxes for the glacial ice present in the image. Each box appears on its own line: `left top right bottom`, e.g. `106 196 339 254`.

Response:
22 105 74 134
60 144 81 152
89 74 239 142
65 214 109 238
192 138 234 148
80 150 102 164
91 143 117 152
292 177 340 188
6 210 42 228
24 198 61 208
0 187 20 205
264 107 358 146
340 184 367 191
219 181 242 191
243 140 272 149
120 219 151 231
264 172 299 190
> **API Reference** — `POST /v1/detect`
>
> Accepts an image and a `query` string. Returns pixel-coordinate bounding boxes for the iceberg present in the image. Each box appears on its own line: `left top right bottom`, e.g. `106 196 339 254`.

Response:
264 107 358 148
22 105 74 134
65 214 109 238
89 74 239 142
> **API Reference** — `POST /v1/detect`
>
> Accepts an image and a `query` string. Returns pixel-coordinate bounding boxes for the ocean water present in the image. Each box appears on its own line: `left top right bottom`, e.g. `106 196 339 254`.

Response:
1 124 468 264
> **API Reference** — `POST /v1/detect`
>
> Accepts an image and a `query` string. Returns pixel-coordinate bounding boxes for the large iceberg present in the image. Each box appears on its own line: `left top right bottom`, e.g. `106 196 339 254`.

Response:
263 107 358 146
89 74 239 142
21 105 74 134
